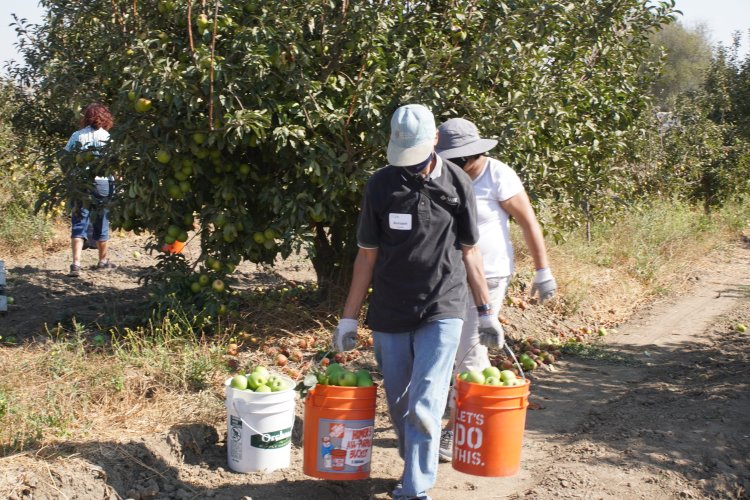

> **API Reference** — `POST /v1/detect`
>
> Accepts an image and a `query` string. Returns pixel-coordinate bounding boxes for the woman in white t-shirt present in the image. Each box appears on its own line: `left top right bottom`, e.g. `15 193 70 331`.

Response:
435 117 557 461
65 103 116 277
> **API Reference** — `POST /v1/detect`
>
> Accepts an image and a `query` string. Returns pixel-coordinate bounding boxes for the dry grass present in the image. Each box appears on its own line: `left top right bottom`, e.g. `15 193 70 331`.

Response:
0 330 226 454
512 200 750 324
0 217 68 259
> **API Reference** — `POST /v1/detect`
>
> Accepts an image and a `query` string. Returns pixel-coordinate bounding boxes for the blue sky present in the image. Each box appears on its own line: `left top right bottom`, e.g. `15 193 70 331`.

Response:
0 0 748 69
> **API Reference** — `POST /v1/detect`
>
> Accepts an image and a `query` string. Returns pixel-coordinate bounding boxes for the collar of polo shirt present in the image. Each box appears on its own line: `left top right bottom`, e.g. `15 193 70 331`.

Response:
426 154 443 180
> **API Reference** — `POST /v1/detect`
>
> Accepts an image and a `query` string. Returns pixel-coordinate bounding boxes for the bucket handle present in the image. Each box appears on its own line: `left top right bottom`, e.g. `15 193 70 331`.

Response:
458 342 526 380
231 400 293 441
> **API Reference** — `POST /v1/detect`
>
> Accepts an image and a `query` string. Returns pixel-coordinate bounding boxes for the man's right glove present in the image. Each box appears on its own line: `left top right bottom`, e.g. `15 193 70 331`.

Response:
333 318 359 352
530 267 557 304
478 313 504 348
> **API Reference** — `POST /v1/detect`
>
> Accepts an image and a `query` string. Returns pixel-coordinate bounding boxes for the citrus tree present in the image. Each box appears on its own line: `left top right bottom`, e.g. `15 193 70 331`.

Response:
11 0 676 293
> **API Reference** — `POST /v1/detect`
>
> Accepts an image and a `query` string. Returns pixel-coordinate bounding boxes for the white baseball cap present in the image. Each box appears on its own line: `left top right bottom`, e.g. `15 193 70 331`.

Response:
386 104 437 167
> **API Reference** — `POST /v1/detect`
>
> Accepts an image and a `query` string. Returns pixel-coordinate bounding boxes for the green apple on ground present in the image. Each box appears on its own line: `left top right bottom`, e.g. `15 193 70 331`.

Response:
737 323 747 333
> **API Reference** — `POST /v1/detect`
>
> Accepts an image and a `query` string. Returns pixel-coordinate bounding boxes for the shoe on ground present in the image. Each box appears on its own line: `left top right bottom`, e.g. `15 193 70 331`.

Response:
68 264 81 277
95 260 117 270
438 428 453 463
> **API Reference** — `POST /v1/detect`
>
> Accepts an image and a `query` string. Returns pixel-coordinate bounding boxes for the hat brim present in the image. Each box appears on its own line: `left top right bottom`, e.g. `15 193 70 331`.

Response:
435 138 498 159
387 140 435 167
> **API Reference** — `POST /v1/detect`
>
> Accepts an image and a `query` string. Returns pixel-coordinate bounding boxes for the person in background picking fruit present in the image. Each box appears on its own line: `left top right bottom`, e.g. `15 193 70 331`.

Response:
434 117 556 462
334 104 502 500
65 103 116 277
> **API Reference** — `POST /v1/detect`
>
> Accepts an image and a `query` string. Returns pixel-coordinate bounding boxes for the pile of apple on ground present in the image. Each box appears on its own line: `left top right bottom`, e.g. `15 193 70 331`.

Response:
459 366 525 386
230 365 293 393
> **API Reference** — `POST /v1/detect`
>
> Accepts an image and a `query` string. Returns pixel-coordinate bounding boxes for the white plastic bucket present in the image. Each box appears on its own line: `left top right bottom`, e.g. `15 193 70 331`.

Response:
224 376 297 473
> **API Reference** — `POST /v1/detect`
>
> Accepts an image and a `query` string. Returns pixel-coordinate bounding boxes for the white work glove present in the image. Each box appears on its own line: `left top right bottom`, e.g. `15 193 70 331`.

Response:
530 267 557 304
333 318 359 352
478 313 504 349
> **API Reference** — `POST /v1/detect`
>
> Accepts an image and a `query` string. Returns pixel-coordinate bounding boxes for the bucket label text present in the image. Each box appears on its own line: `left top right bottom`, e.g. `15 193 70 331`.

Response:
453 409 485 466
250 427 292 449
317 418 374 474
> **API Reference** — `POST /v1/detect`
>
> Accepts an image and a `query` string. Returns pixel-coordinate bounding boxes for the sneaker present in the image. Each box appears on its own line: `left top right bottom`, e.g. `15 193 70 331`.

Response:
69 264 81 277
438 428 453 463
95 260 117 270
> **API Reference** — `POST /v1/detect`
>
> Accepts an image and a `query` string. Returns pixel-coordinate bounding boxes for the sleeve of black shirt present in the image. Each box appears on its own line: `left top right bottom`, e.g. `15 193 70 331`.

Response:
356 178 381 249
454 167 480 247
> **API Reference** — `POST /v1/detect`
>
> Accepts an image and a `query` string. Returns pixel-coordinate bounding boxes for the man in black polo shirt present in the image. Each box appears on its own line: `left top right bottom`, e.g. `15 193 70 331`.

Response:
334 104 503 500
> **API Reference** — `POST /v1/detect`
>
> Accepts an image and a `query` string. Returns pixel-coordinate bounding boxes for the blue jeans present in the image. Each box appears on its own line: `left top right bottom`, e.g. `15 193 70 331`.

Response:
374 318 462 500
71 204 110 242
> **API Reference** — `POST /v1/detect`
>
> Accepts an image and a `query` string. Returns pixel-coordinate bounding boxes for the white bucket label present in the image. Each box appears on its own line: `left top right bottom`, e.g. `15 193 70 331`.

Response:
251 427 292 449
316 418 373 474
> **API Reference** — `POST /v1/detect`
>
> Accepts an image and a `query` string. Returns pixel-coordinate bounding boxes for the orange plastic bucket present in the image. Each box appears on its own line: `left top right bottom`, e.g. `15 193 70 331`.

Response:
162 240 185 254
452 377 530 477
303 383 377 480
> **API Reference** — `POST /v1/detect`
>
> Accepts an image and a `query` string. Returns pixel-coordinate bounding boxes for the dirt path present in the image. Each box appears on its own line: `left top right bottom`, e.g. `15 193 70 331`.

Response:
1 237 749 499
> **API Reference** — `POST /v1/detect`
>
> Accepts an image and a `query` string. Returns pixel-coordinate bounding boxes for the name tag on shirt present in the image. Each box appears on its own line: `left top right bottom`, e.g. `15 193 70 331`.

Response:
389 213 412 230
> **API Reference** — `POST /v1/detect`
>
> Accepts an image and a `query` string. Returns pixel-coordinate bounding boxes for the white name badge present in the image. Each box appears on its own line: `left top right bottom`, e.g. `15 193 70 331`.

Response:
389 213 412 230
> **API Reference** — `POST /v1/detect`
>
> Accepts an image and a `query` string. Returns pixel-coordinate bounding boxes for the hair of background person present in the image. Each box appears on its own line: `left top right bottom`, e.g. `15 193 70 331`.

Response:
81 103 114 131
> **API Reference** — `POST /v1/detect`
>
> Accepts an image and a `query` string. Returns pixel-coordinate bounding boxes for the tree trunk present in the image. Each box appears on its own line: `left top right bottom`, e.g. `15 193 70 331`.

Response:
311 222 357 295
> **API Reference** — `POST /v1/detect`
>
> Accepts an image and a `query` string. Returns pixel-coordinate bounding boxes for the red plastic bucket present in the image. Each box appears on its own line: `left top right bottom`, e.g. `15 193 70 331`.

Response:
303 383 377 480
452 377 530 477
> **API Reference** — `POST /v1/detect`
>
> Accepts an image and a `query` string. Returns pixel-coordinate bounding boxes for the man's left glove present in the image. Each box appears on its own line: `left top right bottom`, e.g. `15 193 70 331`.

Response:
530 267 557 304
478 313 504 349
333 318 359 352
